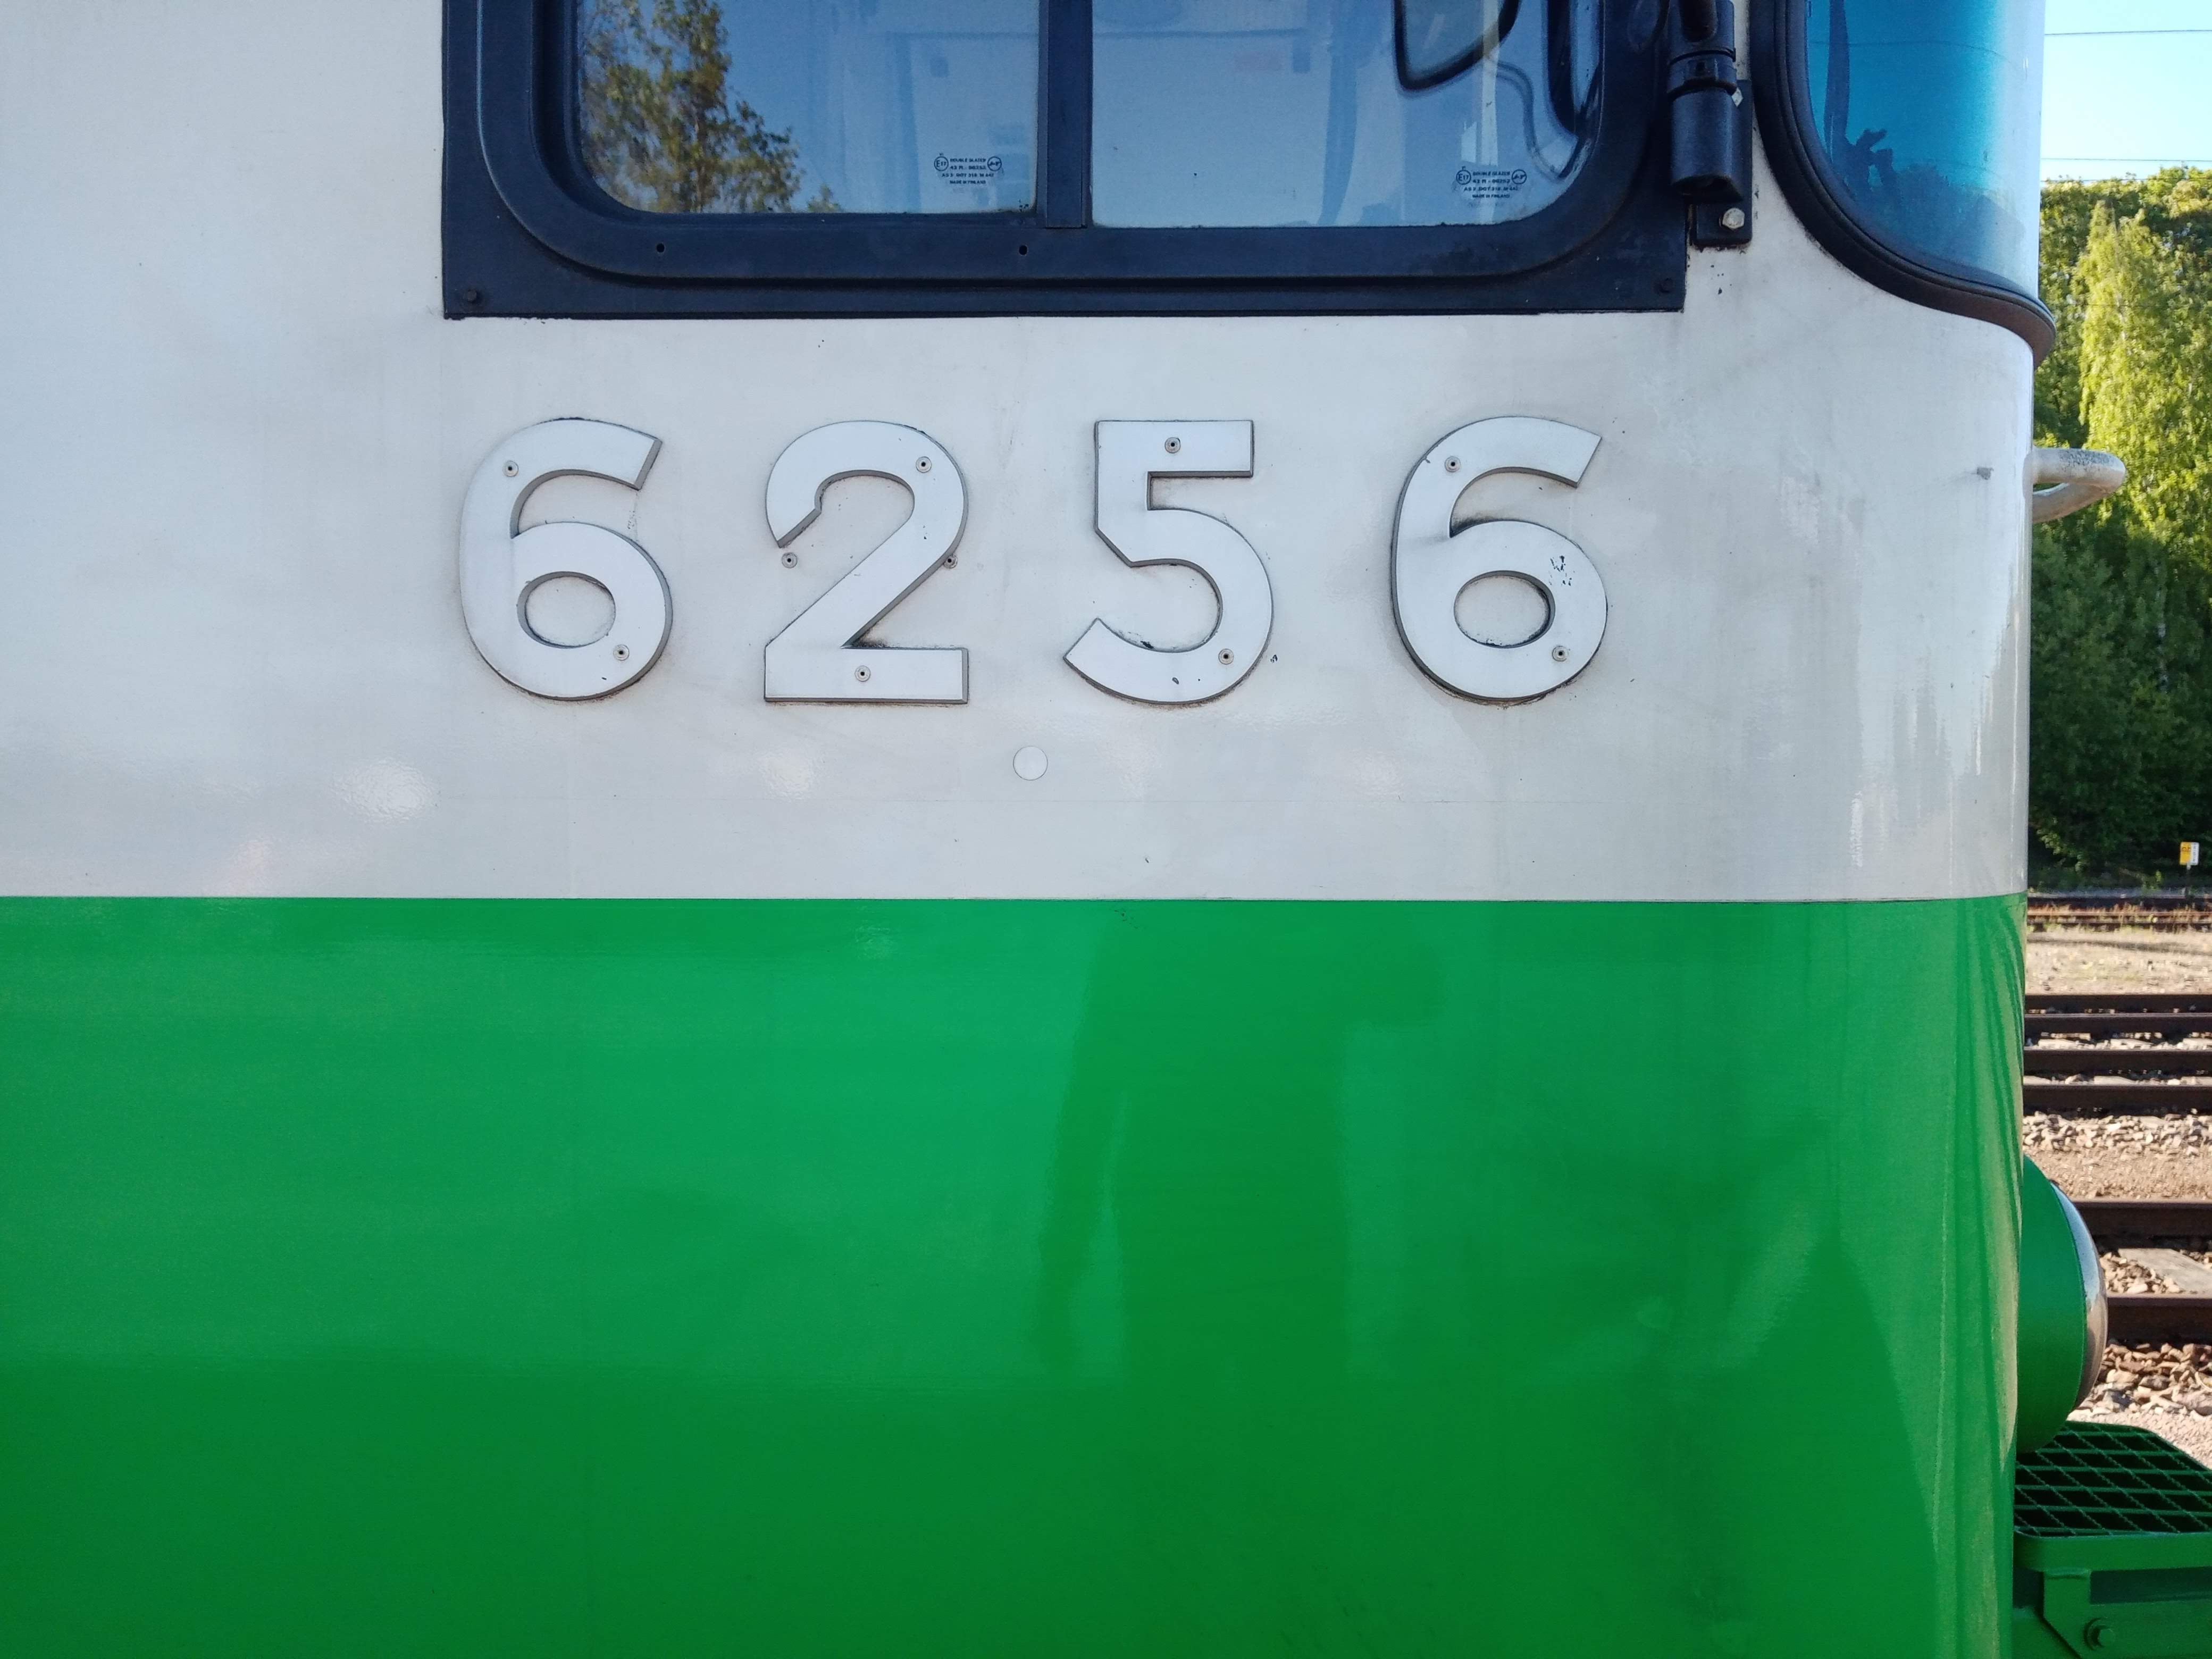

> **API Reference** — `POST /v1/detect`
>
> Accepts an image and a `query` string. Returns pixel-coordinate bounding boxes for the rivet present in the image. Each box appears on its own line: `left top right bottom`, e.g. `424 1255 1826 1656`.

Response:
1720 206 1747 231
1164 436 1182 455
1551 644 1570 663
1218 648 1234 665
1444 456 1460 473
914 455 932 474
781 551 798 567
463 287 483 306
613 644 630 661
942 554 957 568
502 461 519 477
854 665 872 683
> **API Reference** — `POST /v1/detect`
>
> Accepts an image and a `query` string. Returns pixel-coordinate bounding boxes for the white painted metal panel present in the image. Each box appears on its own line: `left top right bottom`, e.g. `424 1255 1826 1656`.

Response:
0 5 2030 902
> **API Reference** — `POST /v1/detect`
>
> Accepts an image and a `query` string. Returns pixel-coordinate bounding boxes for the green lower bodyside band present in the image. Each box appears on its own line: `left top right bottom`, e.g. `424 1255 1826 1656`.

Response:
0 896 2022 1657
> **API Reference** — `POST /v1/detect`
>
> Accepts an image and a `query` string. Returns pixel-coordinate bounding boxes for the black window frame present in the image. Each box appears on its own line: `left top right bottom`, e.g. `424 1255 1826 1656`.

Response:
445 0 1689 319
1747 0 2054 358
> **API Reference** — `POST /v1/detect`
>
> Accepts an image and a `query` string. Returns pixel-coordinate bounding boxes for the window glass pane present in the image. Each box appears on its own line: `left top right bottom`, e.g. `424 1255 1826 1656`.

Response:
1091 0 1601 228
577 1 1038 214
1803 0 2041 291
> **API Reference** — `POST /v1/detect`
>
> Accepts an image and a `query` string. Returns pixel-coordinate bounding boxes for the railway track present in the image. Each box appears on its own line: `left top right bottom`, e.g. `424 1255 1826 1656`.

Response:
2030 891 2212 931
2024 993 2212 1112
2076 1200 2212 1345
2026 998 2212 1342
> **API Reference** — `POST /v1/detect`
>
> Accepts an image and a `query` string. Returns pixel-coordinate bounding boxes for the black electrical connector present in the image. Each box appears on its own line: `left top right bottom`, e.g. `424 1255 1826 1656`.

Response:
1666 0 1753 246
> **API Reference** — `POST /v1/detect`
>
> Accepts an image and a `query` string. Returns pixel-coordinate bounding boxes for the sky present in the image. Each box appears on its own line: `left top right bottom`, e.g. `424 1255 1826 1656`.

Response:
2043 0 2212 178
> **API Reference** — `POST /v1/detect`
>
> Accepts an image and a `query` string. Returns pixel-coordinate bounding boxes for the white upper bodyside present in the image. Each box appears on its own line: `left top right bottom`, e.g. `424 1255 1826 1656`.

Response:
0 5 2030 902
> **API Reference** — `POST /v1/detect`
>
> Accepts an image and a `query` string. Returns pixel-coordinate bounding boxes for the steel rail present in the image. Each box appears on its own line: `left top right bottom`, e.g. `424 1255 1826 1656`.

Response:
2024 1050 2212 1075
2077 1201 2212 1246
2028 1013 2212 1039
2024 1083 2212 1112
2030 913 2212 931
2028 894 2212 932
2031 892 2212 910
2105 1296 2212 1346
2028 994 2212 1014
2074 1204 2212 1345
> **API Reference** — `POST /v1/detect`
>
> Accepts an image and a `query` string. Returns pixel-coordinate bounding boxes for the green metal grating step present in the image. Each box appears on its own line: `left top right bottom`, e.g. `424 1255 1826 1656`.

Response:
2016 1425 2212 1657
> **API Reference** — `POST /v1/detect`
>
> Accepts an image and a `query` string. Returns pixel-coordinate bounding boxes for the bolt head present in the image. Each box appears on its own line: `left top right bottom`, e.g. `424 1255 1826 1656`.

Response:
1720 206 1747 231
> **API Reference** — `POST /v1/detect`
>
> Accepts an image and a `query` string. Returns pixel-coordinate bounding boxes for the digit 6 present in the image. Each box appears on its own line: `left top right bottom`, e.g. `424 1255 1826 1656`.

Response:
1391 417 1605 703
459 419 670 699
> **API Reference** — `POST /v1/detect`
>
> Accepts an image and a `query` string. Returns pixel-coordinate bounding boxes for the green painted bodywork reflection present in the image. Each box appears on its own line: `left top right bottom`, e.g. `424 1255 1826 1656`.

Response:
0 896 2021 1655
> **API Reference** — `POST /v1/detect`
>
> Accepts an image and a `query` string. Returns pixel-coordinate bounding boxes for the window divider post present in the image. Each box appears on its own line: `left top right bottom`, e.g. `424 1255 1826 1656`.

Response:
1040 0 1092 229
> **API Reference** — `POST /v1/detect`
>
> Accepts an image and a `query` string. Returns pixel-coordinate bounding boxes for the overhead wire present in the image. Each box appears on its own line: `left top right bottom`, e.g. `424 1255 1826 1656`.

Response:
2043 27 2212 171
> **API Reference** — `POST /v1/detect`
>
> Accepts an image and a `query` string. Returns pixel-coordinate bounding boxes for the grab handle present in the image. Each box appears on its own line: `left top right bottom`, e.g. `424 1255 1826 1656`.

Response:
2030 448 2127 524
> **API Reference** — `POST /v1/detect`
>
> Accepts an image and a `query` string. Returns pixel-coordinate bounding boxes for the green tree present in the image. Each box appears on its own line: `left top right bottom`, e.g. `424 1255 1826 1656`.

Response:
2079 200 2212 565
579 0 834 214
2031 172 2212 876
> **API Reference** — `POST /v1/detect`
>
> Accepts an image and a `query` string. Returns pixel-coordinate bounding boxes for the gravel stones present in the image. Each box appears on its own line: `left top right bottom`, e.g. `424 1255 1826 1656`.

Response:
2031 1116 2212 1199
2027 1112 2212 1155
2029 928 2212 995
2077 1342 2212 1419
2104 1252 2185 1295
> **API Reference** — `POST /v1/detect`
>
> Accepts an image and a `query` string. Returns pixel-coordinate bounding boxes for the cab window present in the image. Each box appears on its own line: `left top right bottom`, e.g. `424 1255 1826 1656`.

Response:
577 0 1041 215
1799 0 2042 292
1093 0 1600 229
447 0 1677 316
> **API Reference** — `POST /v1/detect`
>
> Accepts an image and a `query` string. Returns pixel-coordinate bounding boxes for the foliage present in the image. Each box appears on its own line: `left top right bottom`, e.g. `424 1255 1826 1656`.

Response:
2031 172 2212 877
579 0 836 214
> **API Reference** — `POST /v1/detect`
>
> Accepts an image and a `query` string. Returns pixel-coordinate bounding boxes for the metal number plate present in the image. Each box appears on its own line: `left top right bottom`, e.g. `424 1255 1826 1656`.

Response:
459 414 1610 710
764 421 969 703
1064 420 1272 706
1392 417 1606 703
458 420 671 701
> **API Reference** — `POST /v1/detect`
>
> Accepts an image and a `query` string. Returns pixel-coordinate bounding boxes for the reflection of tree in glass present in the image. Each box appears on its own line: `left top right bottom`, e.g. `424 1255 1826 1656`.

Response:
579 0 837 213
1829 128 2012 280
1814 0 2022 281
